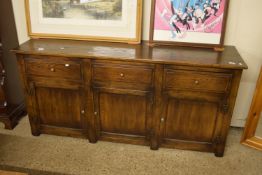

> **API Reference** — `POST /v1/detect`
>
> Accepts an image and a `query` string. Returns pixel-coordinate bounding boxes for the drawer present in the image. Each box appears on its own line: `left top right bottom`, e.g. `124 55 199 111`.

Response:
25 58 82 81
164 69 232 93
92 61 154 85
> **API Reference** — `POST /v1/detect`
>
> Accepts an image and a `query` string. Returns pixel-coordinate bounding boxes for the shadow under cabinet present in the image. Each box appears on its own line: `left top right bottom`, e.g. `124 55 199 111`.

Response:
13 39 247 157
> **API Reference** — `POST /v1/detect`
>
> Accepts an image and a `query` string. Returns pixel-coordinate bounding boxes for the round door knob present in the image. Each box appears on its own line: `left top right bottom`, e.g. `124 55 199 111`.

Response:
65 64 70 67
194 80 199 84
81 110 85 114
161 118 165 123
50 68 55 72
0 77 5 86
94 112 98 116
120 73 124 77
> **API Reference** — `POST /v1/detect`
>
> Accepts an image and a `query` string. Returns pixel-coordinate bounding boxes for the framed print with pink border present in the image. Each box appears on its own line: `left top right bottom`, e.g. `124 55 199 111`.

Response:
149 0 230 49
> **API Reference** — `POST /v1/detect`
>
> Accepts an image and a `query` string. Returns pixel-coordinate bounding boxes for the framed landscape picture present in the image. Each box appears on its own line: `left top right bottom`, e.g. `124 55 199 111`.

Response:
25 0 142 44
149 0 230 48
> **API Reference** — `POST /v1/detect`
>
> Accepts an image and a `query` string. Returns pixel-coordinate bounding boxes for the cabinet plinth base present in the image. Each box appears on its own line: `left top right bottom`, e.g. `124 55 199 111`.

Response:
215 152 224 157
0 103 26 130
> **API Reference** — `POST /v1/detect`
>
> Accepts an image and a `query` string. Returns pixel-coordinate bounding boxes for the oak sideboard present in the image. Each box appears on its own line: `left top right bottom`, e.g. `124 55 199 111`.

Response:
13 39 247 157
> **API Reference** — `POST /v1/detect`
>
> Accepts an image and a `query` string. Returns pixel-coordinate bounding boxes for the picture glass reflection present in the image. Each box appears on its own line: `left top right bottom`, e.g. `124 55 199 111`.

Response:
42 0 122 20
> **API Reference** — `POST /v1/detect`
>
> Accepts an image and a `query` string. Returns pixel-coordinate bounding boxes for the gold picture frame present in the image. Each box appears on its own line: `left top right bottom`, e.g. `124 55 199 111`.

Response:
25 0 143 44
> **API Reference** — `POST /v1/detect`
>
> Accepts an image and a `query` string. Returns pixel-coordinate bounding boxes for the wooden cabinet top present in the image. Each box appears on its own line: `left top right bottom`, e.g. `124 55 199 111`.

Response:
13 39 248 70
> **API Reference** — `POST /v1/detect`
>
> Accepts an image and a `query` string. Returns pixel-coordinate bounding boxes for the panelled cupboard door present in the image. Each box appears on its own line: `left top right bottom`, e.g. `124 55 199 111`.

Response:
93 89 153 145
159 66 232 153
36 86 82 128
21 56 88 137
164 99 218 142
28 81 87 137
159 94 226 153
162 97 222 137
91 60 155 145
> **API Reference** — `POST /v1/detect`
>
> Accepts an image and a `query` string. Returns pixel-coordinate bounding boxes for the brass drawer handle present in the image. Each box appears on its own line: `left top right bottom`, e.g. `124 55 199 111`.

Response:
120 73 124 77
50 68 55 72
0 76 5 86
194 80 199 85
65 64 70 67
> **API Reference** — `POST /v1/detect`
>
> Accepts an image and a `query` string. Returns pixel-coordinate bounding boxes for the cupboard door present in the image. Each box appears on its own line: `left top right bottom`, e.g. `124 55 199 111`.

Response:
159 66 232 153
28 81 86 137
36 87 82 128
160 95 225 152
93 89 153 145
163 99 219 142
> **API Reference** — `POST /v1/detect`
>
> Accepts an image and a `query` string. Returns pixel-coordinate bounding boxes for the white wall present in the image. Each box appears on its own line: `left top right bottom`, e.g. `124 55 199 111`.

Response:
12 0 29 44
12 0 262 126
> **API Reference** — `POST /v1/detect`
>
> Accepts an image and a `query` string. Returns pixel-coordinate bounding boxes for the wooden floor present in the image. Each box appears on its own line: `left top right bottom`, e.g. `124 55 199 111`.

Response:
0 170 28 175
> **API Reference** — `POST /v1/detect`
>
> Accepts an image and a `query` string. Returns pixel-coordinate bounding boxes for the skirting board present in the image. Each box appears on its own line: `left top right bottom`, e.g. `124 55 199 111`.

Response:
231 118 246 127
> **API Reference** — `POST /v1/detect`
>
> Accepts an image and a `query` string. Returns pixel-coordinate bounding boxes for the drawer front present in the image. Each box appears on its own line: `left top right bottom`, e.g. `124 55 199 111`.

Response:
92 61 154 85
164 69 232 93
25 58 82 81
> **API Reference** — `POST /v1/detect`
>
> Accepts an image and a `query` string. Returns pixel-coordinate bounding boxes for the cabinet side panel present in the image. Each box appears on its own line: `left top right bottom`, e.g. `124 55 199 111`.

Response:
215 70 243 157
